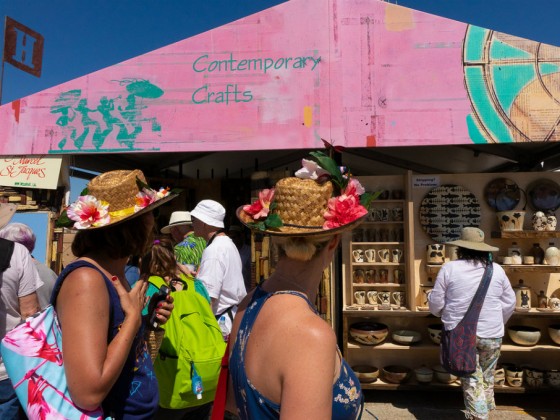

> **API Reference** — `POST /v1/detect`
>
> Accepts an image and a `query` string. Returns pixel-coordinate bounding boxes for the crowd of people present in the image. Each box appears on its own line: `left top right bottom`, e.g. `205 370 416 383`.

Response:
0 158 517 420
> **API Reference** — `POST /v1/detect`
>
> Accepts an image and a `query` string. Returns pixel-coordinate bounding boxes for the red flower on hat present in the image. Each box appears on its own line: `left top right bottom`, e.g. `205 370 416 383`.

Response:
243 189 275 220
323 183 368 229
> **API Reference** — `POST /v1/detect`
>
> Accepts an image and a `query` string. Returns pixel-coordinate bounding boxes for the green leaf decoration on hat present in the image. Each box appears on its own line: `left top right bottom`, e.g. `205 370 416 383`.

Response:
309 151 346 191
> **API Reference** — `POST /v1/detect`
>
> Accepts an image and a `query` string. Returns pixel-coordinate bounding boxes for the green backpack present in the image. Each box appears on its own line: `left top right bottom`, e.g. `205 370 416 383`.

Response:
150 276 226 409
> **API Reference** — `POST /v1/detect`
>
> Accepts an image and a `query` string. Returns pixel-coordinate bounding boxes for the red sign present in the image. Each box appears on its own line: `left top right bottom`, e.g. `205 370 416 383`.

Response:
3 16 44 77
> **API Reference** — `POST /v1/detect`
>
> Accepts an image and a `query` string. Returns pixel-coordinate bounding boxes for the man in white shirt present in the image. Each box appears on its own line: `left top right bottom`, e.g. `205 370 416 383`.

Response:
191 200 246 340
0 204 42 419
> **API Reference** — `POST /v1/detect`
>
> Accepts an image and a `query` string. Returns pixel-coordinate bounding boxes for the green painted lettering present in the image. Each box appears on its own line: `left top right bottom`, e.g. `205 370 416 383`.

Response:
193 55 208 73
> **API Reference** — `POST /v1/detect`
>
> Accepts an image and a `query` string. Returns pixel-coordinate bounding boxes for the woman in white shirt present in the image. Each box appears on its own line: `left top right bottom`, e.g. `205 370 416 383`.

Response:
428 227 516 420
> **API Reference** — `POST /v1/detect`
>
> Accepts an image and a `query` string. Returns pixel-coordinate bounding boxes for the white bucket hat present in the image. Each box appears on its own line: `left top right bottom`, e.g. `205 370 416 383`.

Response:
191 200 225 228
161 211 192 234
446 227 499 252
0 203 16 229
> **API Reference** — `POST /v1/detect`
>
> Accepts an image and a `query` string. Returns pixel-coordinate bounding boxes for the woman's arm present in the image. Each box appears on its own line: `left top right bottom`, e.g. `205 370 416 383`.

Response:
56 267 146 411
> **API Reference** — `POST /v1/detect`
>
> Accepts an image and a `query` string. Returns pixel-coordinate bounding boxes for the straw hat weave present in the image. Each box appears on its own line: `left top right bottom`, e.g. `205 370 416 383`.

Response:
446 227 499 252
274 178 333 231
88 170 146 216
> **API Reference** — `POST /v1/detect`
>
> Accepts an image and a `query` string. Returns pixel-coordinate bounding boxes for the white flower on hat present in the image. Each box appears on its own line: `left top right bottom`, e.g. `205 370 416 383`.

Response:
67 195 110 229
295 159 330 181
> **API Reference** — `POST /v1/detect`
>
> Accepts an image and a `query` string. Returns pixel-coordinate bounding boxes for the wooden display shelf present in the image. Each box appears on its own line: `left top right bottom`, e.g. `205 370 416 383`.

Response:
344 307 412 315
353 262 405 267
361 221 404 225
491 231 560 239
500 343 560 352
425 264 560 275
347 341 439 350
351 283 404 288
352 242 403 246
359 378 557 393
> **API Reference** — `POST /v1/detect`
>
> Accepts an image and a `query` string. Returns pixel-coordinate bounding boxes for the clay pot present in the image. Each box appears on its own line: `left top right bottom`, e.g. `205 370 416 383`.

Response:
513 280 532 310
544 244 560 266
414 366 433 384
497 210 525 231
548 324 560 345
392 330 421 345
532 211 548 231
433 365 457 384
382 365 411 384
507 325 541 346
349 322 389 346
427 323 443 345
351 365 379 383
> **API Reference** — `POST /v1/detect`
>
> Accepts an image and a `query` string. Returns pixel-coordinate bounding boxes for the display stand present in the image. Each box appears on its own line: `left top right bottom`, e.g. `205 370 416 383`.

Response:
341 171 560 392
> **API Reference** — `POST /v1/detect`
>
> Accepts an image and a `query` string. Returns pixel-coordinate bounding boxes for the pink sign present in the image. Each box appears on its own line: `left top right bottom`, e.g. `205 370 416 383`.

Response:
1 0 559 156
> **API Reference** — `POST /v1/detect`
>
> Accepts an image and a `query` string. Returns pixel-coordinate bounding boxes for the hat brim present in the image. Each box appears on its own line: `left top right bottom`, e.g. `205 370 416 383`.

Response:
445 239 499 252
161 220 192 234
0 204 17 229
236 206 367 237
69 193 179 230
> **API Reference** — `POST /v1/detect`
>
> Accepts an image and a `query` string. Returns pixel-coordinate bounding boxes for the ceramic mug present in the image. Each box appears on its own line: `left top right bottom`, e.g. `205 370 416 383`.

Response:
378 249 391 263
392 291 405 307
352 249 364 263
375 208 390 222
353 269 365 284
367 291 378 305
364 249 376 262
426 244 445 264
354 291 366 305
502 256 513 265
378 268 389 283
391 207 403 222
393 269 405 284
365 269 376 283
377 291 391 306
523 256 534 265
392 249 403 263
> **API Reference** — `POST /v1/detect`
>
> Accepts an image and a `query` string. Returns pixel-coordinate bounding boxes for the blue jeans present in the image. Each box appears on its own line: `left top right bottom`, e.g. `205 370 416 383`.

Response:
0 378 21 420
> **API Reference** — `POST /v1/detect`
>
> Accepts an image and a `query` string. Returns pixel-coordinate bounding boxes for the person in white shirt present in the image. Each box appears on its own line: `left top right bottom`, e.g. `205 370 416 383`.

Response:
191 200 246 340
428 227 515 420
0 204 42 420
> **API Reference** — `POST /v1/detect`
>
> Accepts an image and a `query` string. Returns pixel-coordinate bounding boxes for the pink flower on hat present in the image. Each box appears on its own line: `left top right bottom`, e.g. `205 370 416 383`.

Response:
67 195 110 229
134 187 170 212
243 189 275 220
323 185 368 229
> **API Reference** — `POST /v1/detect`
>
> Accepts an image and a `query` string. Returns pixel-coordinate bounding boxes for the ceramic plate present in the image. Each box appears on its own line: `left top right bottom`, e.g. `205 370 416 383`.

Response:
536 308 555 312
484 178 522 211
527 179 560 211
419 185 481 242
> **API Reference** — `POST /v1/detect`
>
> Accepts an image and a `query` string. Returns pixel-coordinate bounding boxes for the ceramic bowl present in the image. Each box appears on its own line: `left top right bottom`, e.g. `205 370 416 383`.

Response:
432 365 458 384
349 322 389 346
427 323 443 345
382 365 411 384
548 324 560 345
392 329 421 345
414 366 433 384
507 325 541 346
352 365 379 383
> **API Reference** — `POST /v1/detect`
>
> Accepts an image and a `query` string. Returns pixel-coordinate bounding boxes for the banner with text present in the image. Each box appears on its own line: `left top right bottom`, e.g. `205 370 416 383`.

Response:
0 156 62 189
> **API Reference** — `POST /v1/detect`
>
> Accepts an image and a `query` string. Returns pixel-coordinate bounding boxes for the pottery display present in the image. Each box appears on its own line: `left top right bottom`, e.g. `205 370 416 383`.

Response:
507 325 541 346
382 365 411 384
544 242 560 265
524 368 544 388
414 366 433 384
505 365 524 387
351 365 379 383
497 210 525 231
532 211 548 231
548 324 560 345
546 214 558 231
432 365 457 384
545 370 560 388
349 322 389 346
392 330 421 345
427 323 443 345
426 244 445 264
484 178 522 211
513 279 532 310
527 179 560 212
550 295 560 310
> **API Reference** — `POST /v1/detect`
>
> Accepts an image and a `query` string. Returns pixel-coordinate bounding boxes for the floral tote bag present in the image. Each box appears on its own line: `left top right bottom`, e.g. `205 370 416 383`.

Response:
1 304 105 419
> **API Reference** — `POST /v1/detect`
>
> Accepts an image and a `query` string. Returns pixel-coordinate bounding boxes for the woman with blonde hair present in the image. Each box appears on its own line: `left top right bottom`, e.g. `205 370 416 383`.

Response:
229 152 368 419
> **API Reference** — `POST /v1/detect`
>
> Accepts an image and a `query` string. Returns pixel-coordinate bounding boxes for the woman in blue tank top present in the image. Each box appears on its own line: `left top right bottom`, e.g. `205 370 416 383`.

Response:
230 153 367 419
54 169 177 419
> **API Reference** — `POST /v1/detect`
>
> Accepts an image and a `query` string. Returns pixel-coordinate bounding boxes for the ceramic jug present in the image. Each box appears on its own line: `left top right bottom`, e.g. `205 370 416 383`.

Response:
513 279 531 309
544 242 560 266
546 214 558 231
532 211 548 231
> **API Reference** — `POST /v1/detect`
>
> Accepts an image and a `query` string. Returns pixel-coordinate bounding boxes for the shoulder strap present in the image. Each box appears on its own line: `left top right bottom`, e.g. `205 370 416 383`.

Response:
148 275 167 290
0 237 15 272
464 263 494 317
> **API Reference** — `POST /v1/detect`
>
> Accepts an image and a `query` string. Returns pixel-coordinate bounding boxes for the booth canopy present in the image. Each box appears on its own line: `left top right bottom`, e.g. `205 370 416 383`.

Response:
2 0 560 170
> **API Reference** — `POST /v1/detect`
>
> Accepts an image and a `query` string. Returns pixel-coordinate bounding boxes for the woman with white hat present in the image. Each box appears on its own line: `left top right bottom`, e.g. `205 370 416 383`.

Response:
229 152 366 419
54 169 177 419
428 227 515 420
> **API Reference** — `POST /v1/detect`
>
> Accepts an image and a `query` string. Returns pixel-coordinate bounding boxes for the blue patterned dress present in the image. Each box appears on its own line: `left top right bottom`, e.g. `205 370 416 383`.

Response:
230 286 363 419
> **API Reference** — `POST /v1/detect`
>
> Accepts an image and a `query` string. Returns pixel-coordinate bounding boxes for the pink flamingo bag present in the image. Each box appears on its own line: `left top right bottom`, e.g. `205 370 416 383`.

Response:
1 305 105 419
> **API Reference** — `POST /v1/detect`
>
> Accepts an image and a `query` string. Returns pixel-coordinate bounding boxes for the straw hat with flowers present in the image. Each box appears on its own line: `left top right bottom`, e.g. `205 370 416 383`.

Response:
237 151 376 236
57 169 178 230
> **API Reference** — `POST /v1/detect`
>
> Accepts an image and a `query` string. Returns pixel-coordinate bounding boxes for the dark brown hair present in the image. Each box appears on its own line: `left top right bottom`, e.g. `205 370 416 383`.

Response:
140 236 178 279
457 247 491 266
72 213 154 259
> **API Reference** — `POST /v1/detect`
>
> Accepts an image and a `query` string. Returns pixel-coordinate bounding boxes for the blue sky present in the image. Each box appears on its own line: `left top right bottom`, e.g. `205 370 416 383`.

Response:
1 0 559 104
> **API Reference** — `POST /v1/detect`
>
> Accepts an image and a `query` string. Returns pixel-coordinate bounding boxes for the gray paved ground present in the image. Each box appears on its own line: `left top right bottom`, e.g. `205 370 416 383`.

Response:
363 390 559 419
